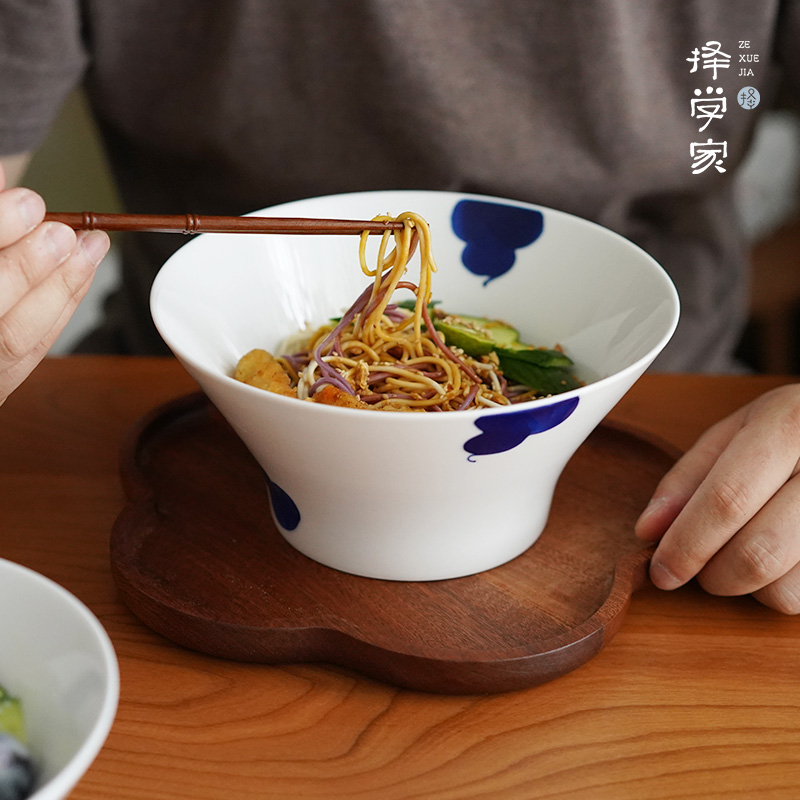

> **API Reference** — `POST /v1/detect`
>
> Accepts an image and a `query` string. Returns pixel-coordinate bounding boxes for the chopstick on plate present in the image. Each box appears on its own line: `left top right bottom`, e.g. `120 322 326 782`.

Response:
43 211 407 235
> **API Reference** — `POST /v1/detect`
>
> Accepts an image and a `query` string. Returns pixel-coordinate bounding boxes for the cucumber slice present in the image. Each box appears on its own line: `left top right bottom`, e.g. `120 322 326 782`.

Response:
434 315 520 356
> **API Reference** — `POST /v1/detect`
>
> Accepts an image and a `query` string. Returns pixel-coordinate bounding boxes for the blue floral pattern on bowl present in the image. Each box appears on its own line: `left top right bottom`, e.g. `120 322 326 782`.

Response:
451 199 544 284
464 397 579 459
266 476 301 531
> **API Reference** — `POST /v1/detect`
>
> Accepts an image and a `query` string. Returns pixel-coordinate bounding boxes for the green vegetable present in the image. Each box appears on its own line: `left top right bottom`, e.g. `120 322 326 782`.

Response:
432 312 578 395
496 351 582 395
495 345 573 368
0 688 25 745
434 315 520 355
396 299 440 311
0 685 35 800
393 302 580 396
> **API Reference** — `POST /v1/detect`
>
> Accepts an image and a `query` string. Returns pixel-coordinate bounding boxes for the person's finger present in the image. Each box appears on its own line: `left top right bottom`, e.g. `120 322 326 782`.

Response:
0 247 99 405
696 471 800 597
0 187 46 248
752 559 800 615
646 401 800 591
0 229 109 369
635 410 746 542
0 222 78 318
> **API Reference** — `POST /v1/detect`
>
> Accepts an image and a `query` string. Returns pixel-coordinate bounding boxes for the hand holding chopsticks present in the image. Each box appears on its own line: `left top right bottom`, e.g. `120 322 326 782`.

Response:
44 212 406 235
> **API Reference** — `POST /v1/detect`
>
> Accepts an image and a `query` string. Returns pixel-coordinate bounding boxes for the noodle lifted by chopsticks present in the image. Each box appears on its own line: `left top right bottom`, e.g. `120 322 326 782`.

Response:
236 212 514 411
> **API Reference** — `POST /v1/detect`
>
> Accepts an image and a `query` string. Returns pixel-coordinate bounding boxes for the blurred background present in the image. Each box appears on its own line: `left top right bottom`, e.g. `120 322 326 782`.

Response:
20 89 800 373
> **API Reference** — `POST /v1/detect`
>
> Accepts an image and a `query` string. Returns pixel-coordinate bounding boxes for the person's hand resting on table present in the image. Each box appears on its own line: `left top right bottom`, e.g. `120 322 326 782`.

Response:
0 160 110 406
636 384 800 615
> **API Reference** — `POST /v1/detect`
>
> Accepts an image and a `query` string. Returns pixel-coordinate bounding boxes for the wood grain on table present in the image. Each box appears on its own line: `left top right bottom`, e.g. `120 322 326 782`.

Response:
2 357 799 800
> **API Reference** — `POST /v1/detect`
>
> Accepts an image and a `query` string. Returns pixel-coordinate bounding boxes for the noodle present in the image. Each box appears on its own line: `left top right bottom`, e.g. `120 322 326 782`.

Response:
292 212 508 411
235 212 578 411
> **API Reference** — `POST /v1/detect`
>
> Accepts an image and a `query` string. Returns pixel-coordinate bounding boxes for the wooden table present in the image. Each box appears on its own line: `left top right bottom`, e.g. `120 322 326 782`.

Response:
3 357 800 799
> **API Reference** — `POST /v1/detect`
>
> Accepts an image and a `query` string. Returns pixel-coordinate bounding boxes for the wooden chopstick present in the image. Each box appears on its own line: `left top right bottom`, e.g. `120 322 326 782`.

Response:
44 211 406 235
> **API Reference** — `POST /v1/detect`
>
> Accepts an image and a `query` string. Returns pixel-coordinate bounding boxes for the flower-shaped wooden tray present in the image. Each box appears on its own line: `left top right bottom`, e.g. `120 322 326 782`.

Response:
111 393 678 694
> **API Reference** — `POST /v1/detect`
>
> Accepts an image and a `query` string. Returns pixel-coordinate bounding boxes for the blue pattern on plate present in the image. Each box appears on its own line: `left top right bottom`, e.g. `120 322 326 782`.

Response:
464 396 579 458
266 476 301 530
451 199 544 284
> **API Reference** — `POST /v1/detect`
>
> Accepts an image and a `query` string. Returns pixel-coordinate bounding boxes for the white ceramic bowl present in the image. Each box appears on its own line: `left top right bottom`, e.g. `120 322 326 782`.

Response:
0 558 119 800
152 190 679 581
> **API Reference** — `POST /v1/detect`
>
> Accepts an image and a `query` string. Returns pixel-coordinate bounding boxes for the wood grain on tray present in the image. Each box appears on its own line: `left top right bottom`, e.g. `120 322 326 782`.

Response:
111 393 677 694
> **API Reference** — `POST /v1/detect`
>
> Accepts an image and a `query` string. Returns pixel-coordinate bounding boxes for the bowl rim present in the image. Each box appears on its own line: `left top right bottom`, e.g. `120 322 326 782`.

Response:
0 557 120 800
152 189 680 421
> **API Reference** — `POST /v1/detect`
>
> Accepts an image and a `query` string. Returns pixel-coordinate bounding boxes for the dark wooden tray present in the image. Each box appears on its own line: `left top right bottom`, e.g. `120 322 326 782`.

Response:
111 393 678 694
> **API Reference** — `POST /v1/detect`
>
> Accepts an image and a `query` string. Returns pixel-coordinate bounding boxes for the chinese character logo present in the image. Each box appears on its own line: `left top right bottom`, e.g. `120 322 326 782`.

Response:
737 86 761 109
687 41 732 174
686 41 731 80
691 87 727 131
690 139 728 174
